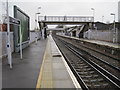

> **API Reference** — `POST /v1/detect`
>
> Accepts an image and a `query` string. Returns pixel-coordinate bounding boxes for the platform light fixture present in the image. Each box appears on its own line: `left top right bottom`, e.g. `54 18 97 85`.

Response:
91 8 95 22
110 13 116 43
102 16 104 23
35 7 41 44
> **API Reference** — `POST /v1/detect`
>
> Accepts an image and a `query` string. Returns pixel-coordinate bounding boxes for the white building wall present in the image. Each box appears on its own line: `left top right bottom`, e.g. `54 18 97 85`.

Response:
0 31 41 58
29 31 41 44
84 30 120 43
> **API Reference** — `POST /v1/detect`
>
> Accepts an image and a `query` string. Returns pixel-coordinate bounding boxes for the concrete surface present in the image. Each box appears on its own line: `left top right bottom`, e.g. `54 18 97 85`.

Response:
2 38 47 88
36 35 81 89
58 34 120 49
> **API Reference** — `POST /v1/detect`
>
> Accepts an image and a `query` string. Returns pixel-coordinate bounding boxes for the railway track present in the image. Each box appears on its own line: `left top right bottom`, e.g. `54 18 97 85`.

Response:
57 35 120 78
58 35 120 63
64 39 120 80
53 35 120 89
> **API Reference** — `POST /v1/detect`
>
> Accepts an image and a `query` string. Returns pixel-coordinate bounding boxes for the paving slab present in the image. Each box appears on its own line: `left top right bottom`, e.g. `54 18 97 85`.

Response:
36 35 82 89
2 39 47 88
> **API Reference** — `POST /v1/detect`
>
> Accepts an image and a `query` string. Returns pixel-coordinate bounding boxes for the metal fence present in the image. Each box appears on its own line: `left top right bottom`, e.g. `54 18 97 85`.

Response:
38 16 94 22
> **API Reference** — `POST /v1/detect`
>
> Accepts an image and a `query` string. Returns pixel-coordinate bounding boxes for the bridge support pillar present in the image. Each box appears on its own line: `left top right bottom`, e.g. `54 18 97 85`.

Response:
88 22 95 30
39 22 42 31
38 22 43 38
43 23 47 39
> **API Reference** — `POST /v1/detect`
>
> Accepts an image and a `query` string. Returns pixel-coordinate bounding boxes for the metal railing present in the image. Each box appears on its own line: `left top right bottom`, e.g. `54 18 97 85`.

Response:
38 16 94 22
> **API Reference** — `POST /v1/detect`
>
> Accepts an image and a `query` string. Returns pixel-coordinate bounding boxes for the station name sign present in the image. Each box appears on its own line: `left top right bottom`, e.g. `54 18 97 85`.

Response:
3 16 20 25
9 16 20 25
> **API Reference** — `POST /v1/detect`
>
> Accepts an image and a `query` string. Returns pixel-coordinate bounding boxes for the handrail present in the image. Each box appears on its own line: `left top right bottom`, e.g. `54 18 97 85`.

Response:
38 16 94 22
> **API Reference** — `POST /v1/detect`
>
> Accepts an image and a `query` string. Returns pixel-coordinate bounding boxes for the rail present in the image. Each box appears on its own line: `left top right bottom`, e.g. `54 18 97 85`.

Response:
54 35 120 89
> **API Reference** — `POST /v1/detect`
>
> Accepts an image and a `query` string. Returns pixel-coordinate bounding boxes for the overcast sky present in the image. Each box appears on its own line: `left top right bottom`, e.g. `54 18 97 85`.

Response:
1 0 120 29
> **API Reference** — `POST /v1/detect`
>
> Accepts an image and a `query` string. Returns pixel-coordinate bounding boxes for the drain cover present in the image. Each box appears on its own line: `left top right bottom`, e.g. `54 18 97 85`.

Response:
52 55 61 57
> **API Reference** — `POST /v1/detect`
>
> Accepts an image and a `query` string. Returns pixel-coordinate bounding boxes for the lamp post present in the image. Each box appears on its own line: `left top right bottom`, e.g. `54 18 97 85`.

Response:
38 7 43 38
91 8 95 22
102 16 104 23
91 8 95 30
35 12 40 44
38 7 41 12
35 6 41 44
35 12 40 30
35 7 41 30
110 13 116 43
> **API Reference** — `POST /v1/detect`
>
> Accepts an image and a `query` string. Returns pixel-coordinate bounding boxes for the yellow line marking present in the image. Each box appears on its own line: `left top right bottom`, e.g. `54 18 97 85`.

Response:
36 40 48 89
51 36 81 89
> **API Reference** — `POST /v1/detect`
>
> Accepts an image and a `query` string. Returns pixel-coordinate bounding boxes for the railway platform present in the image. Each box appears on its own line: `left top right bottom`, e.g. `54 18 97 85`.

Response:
2 39 47 88
57 34 120 60
58 35 120 49
2 35 81 89
36 35 81 88
80 38 120 49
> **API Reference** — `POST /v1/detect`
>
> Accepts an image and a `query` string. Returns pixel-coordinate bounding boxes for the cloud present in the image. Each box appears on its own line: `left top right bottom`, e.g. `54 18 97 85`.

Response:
1 0 118 29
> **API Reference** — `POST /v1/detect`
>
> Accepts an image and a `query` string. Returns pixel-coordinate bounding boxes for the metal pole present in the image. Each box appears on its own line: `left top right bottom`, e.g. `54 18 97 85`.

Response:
37 7 41 39
35 13 37 44
6 0 12 69
91 8 95 22
110 13 116 43
102 16 104 22
19 24 23 59
35 11 41 44
93 10 95 22
114 15 116 43
91 8 95 30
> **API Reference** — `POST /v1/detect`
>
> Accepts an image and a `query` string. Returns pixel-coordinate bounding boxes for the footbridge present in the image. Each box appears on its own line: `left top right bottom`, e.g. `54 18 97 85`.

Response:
38 16 94 38
38 16 94 25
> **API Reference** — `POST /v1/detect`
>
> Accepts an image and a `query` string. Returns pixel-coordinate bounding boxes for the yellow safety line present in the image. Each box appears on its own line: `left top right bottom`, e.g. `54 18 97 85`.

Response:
36 40 48 89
